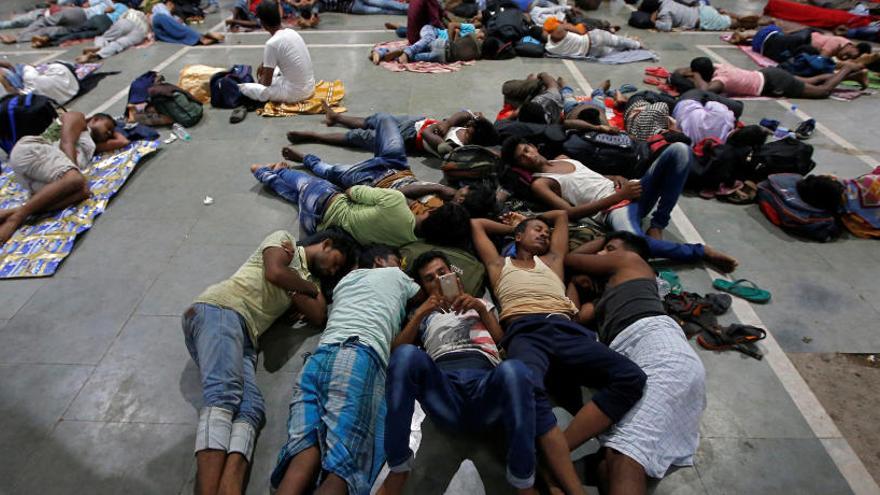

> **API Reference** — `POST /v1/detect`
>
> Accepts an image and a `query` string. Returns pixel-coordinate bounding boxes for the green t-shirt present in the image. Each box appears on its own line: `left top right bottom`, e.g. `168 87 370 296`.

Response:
319 267 421 365
193 230 315 346
319 185 419 247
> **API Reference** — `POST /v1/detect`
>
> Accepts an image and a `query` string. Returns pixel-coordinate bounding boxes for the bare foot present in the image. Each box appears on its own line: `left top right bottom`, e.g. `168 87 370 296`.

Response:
703 245 738 273
371 50 381 65
526 73 536 80
646 227 663 240
384 49 403 62
270 161 290 171
557 76 566 87
75 52 99 63
31 35 50 48
384 22 399 30
206 32 225 42
249 163 264 173
322 100 338 126
287 130 314 143
852 69 869 90
600 79 611 93
0 208 19 223
83 46 100 54
0 35 16 44
398 52 409 64
0 215 23 246
281 146 305 163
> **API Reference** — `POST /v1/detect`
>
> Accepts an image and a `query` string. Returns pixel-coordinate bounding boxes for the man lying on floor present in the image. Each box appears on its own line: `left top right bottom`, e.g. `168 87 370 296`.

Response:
470 210 647 495
281 111 497 219
565 232 707 495
271 245 421 495
379 250 579 495
252 113 473 248
729 25 870 63
0 112 127 245
286 102 499 157
500 137 739 272
636 0 767 32
238 1 316 104
542 18 643 59
184 229 354 495
681 56 868 99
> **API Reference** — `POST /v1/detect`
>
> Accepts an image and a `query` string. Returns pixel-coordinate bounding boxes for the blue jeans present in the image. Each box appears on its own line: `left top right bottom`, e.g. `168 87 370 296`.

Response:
404 24 446 61
385 345 537 489
351 0 409 14
182 303 266 430
253 166 340 235
561 86 606 115
344 113 422 152
0 9 42 29
607 143 705 262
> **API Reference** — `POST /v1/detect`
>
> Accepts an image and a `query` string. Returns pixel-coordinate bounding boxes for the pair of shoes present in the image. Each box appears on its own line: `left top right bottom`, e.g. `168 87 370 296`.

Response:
230 106 248 124
795 118 816 140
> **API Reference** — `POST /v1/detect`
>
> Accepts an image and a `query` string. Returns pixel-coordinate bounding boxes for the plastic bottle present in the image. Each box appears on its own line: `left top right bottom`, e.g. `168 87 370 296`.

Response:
172 123 191 141
656 276 671 298
773 126 793 139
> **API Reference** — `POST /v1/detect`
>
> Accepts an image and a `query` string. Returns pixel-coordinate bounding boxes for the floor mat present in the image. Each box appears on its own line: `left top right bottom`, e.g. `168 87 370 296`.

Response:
257 80 346 117
0 140 160 279
373 40 475 74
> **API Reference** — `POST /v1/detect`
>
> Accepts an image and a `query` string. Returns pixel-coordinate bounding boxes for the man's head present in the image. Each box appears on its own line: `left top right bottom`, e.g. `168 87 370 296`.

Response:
598 231 650 260
638 0 661 14
516 102 548 124
514 217 551 255
796 174 844 212
501 136 547 172
465 116 500 147
409 250 452 296
256 0 281 30
456 182 498 219
300 228 358 278
358 244 402 268
419 202 471 247
690 57 715 83
838 42 871 61
87 113 115 144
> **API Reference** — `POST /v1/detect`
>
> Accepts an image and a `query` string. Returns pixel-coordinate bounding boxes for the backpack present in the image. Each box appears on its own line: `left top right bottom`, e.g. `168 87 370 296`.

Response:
440 145 501 184
514 36 545 58
210 64 257 109
485 7 528 42
152 91 203 127
399 241 487 296
756 173 840 241
562 131 650 178
751 137 815 181
0 93 58 155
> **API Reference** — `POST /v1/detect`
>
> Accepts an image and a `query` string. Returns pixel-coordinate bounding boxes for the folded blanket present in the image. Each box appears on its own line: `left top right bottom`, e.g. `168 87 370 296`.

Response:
257 80 346 117
0 140 160 278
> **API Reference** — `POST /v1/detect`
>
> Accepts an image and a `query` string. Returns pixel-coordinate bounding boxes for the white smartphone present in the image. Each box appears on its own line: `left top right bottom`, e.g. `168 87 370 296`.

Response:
439 272 461 300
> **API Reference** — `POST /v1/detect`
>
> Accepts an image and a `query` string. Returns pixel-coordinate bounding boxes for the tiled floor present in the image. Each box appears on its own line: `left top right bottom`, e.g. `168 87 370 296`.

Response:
0 0 878 493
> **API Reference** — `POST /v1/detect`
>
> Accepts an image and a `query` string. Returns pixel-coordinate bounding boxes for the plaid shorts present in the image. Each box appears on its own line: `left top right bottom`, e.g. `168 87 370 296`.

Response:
271 338 387 495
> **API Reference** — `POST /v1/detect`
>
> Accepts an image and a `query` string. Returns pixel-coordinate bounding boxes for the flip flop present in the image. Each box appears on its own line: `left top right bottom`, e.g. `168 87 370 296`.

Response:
720 180 757 204
643 75 664 86
618 83 638 94
657 270 682 295
705 293 732 314
712 278 771 303
697 325 765 360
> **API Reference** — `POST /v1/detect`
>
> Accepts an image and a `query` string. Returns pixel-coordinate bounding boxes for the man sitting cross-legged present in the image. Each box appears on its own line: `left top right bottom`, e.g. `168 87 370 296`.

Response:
286 102 499 157
237 1 315 104
470 210 647 495
380 251 554 495
253 113 473 248
565 231 707 495
501 137 738 272
0 111 128 245
184 229 356 495
271 245 423 495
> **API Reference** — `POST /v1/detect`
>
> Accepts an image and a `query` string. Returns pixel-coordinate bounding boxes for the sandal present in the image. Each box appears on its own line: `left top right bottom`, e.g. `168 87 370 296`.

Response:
712 278 771 303
643 75 665 86
645 66 670 78
720 180 757 204
697 324 766 360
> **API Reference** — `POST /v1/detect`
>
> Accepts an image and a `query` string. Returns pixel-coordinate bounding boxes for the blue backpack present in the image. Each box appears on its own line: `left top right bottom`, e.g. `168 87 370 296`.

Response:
209 65 256 109
756 173 841 242
780 53 836 77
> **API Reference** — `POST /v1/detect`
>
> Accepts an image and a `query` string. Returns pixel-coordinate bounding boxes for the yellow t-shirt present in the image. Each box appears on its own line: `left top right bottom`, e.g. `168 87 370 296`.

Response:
193 230 315 346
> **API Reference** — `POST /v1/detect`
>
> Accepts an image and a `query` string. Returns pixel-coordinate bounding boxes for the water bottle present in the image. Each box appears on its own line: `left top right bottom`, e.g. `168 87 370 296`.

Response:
773 126 793 139
172 123 191 142
656 276 671 298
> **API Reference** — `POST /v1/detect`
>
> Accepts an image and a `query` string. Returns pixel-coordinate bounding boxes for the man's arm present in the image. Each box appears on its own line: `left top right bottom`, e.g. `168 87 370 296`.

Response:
263 246 320 297
692 72 724 93
452 295 504 344
532 179 636 221
570 236 606 255
94 131 130 154
538 210 569 274
59 112 88 164
565 250 634 277
470 218 508 281
290 291 327 327
392 296 443 349
397 182 457 201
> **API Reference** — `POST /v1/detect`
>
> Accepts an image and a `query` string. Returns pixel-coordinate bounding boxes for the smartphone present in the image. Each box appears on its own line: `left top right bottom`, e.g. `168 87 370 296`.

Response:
439 272 461 300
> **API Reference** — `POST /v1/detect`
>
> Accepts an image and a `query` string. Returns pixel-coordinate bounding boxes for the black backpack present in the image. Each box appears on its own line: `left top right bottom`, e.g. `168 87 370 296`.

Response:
210 64 259 109
514 38 545 58
562 131 650 178
485 7 528 42
751 137 815 181
0 94 58 155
